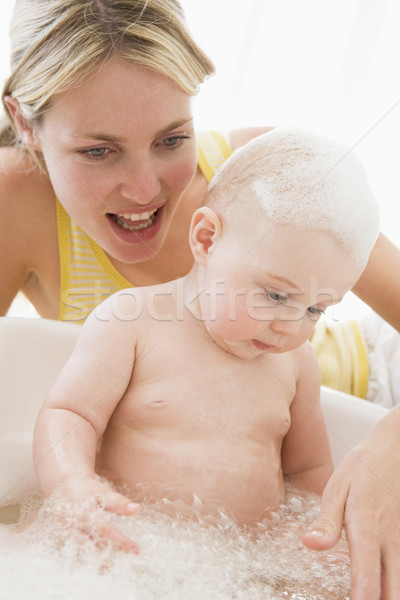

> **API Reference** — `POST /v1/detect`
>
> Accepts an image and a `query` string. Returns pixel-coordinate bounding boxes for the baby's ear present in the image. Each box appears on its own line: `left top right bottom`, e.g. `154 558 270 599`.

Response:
3 95 41 150
189 207 222 266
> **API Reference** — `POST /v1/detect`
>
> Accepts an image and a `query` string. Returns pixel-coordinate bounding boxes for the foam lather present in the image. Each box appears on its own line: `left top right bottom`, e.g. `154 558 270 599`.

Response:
210 128 380 270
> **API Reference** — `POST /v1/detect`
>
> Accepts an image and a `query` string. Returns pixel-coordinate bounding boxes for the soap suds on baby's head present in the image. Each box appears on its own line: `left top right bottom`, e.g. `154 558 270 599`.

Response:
208 128 379 270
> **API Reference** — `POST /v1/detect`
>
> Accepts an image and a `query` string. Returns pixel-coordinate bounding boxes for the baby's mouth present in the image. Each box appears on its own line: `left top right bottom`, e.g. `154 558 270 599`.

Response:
110 208 158 231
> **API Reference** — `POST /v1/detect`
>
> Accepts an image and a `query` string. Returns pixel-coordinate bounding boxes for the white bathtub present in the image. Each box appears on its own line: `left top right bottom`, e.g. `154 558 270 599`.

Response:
0 316 389 524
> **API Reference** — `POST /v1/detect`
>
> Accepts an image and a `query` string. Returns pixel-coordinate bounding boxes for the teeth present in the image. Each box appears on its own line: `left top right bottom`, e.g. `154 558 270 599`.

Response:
121 216 155 231
120 209 157 222
112 210 157 232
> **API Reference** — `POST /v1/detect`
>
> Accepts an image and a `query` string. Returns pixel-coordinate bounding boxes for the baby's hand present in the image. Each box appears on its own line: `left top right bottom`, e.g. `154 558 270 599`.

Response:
42 475 141 553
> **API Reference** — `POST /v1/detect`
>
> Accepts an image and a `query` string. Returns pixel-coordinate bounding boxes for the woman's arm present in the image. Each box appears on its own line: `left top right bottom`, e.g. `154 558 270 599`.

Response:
303 405 400 599
0 150 36 314
353 232 400 331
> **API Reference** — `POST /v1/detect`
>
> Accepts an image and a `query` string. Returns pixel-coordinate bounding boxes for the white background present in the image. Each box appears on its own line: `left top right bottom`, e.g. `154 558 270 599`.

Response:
1 0 399 320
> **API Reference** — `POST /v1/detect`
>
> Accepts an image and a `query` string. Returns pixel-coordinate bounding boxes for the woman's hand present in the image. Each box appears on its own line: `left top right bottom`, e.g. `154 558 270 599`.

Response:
302 408 400 599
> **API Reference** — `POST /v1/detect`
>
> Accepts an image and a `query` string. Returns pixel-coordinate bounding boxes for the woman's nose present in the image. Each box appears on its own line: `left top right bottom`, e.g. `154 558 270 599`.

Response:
118 159 162 205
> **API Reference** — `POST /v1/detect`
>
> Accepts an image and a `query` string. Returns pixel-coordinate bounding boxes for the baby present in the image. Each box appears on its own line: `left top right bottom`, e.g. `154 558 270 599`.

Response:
33 128 379 552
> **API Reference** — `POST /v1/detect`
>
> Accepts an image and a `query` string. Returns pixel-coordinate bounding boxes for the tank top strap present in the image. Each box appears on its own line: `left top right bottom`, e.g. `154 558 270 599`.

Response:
197 130 232 183
56 200 131 324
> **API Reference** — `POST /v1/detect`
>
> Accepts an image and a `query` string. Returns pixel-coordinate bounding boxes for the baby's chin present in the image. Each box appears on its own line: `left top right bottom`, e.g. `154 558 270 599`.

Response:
218 338 266 360
202 324 265 359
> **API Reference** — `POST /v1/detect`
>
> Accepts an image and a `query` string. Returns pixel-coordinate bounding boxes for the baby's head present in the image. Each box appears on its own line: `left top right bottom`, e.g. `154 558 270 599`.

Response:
189 129 379 358
205 128 379 272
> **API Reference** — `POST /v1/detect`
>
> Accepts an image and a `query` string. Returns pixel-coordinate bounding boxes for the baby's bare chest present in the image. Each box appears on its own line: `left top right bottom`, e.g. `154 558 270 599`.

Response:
111 339 296 441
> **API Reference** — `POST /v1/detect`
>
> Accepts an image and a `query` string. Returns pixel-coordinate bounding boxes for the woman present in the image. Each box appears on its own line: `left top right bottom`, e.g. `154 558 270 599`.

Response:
0 0 269 322
1 1 399 597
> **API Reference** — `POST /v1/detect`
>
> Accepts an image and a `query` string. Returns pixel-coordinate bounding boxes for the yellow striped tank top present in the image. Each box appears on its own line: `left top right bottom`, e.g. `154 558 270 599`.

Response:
57 130 232 324
310 320 369 399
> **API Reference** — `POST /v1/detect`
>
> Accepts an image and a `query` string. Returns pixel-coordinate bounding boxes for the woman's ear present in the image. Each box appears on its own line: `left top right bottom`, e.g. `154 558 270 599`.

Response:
189 207 222 266
3 95 40 149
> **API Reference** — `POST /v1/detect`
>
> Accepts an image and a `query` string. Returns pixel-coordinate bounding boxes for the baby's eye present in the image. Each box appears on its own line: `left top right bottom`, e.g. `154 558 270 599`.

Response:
308 305 325 316
266 290 288 304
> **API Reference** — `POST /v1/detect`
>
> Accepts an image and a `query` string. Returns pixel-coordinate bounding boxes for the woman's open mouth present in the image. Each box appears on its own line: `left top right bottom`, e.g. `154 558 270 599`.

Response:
107 206 164 244
110 208 159 231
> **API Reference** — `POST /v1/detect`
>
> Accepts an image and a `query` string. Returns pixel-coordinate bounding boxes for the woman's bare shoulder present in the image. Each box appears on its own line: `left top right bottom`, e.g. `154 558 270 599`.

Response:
185 126 275 203
229 126 275 150
0 147 53 207
0 147 56 253
0 147 58 314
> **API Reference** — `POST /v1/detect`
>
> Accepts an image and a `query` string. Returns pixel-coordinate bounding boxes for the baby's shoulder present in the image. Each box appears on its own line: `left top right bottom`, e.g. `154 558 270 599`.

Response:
80 287 151 355
290 340 318 365
92 281 178 329
290 341 320 383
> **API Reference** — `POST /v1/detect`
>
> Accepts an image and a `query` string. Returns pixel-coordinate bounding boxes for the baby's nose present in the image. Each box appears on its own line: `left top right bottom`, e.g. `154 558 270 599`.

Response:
270 316 302 336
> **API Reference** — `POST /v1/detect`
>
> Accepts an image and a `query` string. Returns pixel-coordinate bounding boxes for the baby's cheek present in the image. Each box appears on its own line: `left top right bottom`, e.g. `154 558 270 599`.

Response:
303 319 319 341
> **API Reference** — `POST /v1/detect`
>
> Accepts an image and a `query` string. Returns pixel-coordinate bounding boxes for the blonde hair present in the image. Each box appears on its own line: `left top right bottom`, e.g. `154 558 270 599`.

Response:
1 0 214 151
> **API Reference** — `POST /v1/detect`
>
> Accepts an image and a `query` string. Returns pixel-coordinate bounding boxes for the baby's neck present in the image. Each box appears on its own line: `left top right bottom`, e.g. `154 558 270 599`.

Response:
179 267 204 322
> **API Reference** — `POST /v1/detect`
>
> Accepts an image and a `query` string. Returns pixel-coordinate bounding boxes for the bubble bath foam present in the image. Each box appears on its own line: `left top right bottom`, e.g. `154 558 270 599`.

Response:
0 489 350 600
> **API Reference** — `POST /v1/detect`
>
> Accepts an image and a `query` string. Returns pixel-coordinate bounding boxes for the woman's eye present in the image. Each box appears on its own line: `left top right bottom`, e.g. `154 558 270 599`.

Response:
79 147 110 159
266 290 287 304
162 135 190 148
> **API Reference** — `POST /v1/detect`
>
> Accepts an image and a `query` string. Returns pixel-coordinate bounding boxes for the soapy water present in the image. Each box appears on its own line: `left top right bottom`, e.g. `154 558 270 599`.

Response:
0 486 350 600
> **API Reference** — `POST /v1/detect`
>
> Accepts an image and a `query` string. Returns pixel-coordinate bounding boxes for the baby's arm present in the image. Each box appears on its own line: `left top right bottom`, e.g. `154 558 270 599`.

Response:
280 342 333 495
33 291 141 552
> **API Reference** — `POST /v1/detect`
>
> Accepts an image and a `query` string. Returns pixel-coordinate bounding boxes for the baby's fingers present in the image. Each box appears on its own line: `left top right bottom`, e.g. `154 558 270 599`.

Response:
100 492 140 517
84 491 141 552
85 509 140 554
94 516 140 554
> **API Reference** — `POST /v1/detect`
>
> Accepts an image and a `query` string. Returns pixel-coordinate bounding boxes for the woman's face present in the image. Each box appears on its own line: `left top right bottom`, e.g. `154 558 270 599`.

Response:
33 57 198 264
